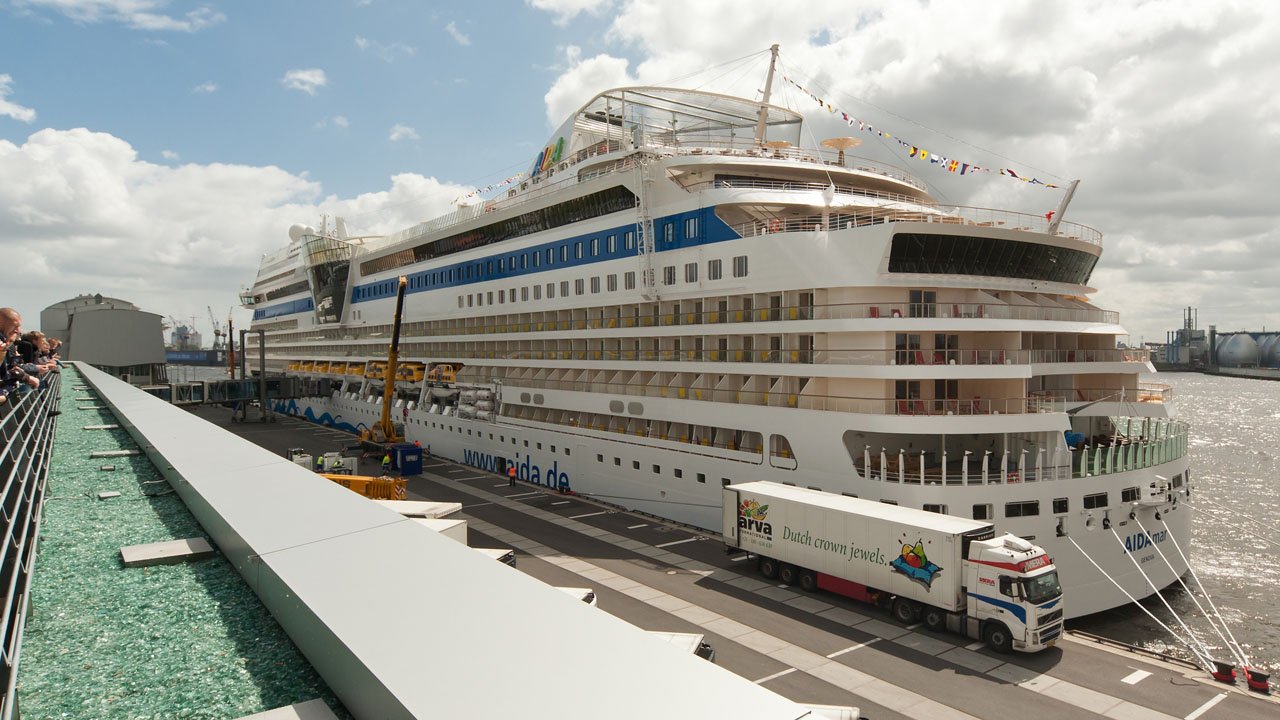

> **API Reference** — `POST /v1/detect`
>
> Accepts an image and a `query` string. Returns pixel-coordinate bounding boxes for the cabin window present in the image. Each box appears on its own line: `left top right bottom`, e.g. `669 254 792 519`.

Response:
685 263 698 283
973 504 992 520
546 248 554 265
1005 500 1039 517
607 274 618 292
546 283 555 298
624 272 636 290
708 259 722 280
607 234 617 253
590 277 600 293
591 237 599 256
1083 492 1108 509
1053 497 1069 514
663 266 676 285
663 222 675 244
522 287 529 301
624 230 635 251
533 285 542 300
697 473 706 484
560 280 569 297
685 216 700 239
1121 487 1140 503
923 504 947 514
733 255 748 278
575 279 585 295
575 242 584 259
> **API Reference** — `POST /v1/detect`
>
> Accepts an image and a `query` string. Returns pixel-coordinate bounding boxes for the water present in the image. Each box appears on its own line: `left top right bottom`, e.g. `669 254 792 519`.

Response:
1073 372 1280 674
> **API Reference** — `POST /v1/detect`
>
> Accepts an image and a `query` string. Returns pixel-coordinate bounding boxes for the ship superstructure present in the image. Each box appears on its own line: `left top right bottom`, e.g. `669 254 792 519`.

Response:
243 64 1190 618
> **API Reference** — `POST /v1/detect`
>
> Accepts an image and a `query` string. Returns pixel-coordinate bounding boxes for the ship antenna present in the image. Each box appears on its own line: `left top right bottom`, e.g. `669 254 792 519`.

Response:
753 43 781 147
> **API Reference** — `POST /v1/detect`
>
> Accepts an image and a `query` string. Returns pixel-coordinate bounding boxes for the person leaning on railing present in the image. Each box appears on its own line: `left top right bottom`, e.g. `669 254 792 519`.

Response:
0 307 40 405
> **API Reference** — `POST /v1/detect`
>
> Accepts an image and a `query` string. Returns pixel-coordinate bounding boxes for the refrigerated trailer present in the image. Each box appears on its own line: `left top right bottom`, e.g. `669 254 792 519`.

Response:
724 482 1063 653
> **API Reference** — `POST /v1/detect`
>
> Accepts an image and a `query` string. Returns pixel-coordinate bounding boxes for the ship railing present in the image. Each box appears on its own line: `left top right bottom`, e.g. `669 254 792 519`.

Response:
271 343 1148 369
1036 385 1172 406
727 205 1102 245
858 418 1189 486
648 140 928 191
504 377 1038 416
685 177 928 207
324 301 1120 339
0 379 61 720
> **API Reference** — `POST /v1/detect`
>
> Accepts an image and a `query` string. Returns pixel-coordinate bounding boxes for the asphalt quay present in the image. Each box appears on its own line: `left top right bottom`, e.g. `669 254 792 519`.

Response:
188 405 1279 720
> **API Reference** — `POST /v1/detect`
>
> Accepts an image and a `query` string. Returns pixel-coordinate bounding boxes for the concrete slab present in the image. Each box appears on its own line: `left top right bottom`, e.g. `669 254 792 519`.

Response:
815 607 870 626
99 465 116 471
373 500 462 518
90 450 140 458
891 631 957 656
937 647 1005 673
97 491 121 500
78 405 105 410
1039 679 1123 715
120 537 215 567
783 595 835 614
854 619 912 640
83 424 120 430
755 585 800 603
724 575 771 592
235 699 339 720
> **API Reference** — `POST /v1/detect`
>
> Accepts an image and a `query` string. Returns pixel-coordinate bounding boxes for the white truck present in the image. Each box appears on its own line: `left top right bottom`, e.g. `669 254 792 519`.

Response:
724 482 1063 653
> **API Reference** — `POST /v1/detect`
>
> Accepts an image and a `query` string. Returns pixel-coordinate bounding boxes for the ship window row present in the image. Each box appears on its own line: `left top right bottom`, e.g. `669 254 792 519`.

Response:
453 256 746 307
254 279 312 304
979 487 1143 520
888 233 1098 285
359 185 639 276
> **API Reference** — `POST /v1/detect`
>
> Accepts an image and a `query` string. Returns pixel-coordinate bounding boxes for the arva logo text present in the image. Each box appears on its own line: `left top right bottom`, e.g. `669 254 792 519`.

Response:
737 499 772 538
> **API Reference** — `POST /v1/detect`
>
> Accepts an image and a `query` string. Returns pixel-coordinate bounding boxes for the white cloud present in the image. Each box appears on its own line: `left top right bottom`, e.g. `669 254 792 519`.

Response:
0 127 469 334
0 74 37 123
445 21 470 46
332 115 350 129
388 123 419 142
543 46 633 125
535 0 1280 343
192 81 218 94
354 34 415 62
160 149 178 160
15 0 225 31
526 0 612 25
281 68 327 96
314 115 351 130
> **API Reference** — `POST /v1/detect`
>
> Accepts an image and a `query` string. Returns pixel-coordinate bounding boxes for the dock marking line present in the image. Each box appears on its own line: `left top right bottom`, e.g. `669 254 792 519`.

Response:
729 554 750 562
626 523 648 529
653 537 698 549
965 641 985 651
1121 669 1151 685
505 492 543 499
569 511 608 520
826 638 880 658
551 501 571 506
1183 693 1227 720
753 668 797 684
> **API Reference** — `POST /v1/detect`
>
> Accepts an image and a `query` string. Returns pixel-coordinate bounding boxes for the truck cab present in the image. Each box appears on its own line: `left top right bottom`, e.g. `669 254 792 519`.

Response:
962 535 1063 652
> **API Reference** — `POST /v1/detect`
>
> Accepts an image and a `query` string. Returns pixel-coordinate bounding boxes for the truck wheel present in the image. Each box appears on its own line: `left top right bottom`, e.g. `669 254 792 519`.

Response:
779 564 798 585
984 623 1013 654
891 598 919 624
798 569 817 592
922 607 946 632
758 556 780 580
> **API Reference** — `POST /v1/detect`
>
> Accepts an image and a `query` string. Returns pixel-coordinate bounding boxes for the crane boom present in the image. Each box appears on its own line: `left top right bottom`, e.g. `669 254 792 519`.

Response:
376 276 408 444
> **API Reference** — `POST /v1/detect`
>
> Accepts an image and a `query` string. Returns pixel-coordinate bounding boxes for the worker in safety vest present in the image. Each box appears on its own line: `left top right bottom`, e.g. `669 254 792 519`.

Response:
315 455 324 471
381 453 392 474
507 464 517 487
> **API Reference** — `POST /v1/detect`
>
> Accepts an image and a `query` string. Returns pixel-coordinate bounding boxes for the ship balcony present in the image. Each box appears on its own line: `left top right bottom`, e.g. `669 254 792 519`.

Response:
720 203 1101 246
403 300 1121 337
858 417 1189 486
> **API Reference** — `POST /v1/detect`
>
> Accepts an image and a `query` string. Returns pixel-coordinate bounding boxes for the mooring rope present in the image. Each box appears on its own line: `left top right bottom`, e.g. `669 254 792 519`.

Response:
1109 528 1216 666
1133 516 1247 668
1066 537 1211 670
1156 513 1253 669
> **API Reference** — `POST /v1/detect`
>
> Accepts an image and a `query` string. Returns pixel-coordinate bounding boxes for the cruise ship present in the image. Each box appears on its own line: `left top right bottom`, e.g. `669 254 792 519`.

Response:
243 53 1190 618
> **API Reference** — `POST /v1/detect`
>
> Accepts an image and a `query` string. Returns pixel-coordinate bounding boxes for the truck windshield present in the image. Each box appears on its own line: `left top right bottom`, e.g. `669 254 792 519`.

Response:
1022 571 1062 605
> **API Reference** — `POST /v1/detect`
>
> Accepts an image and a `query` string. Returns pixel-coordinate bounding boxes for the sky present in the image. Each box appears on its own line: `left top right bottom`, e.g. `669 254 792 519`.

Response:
0 0 1277 347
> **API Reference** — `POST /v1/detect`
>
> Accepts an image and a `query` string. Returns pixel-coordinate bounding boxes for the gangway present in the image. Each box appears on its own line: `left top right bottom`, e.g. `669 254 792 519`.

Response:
140 376 303 407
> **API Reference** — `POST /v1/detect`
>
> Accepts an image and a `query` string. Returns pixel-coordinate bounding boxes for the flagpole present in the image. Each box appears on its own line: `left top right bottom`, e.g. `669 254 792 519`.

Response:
1046 180 1080 235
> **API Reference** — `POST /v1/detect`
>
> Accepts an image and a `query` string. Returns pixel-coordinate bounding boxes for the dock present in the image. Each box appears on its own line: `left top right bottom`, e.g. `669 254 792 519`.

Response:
12 362 1277 719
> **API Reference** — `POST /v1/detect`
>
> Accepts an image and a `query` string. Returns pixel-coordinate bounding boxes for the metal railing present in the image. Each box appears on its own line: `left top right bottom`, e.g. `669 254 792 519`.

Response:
0 380 61 720
726 204 1102 246
651 142 928 191
860 418 1189 486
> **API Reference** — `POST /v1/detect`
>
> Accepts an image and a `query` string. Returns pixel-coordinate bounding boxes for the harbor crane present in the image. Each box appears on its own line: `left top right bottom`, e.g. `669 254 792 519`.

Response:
207 306 227 350
361 276 408 446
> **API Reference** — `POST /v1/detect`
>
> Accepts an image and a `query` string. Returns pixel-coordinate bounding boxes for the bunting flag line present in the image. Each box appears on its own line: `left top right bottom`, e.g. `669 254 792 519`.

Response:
454 172 527 203
781 75 1060 189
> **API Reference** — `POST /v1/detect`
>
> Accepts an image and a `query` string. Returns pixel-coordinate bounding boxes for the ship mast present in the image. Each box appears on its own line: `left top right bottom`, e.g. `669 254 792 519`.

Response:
753 43 780 147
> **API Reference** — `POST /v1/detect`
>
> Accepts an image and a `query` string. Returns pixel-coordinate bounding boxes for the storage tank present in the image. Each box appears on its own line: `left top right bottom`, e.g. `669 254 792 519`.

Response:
1216 333 1260 367
1260 335 1280 367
